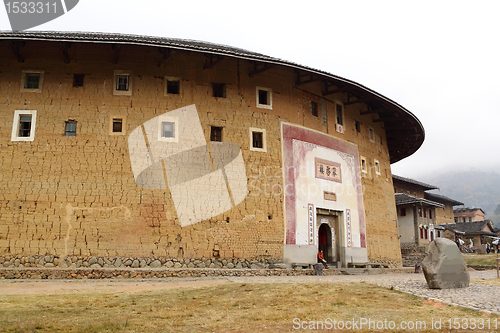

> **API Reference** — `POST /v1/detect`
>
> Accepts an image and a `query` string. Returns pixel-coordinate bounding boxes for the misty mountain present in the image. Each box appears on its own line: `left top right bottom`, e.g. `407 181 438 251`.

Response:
420 170 500 215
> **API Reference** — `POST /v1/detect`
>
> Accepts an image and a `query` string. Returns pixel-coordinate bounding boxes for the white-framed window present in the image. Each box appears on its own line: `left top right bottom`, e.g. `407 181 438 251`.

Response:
256 87 272 109
249 127 267 152
165 76 181 95
374 159 381 175
360 156 367 174
11 110 37 141
158 116 178 142
20 70 44 93
113 70 132 96
109 115 127 135
369 127 375 143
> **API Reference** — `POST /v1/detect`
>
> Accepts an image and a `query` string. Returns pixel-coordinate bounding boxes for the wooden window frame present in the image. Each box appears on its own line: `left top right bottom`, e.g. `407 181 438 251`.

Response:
109 115 127 135
20 70 44 93
256 87 272 110
113 70 132 96
11 110 37 142
249 127 267 152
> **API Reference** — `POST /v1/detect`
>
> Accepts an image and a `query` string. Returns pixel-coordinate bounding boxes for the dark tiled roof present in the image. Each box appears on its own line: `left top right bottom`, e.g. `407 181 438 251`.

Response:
424 192 464 206
443 220 497 236
454 207 485 214
395 193 444 208
392 175 439 191
0 30 425 164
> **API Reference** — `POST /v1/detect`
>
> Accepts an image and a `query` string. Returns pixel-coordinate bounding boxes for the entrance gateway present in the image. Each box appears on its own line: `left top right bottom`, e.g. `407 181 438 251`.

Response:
282 123 368 267
317 209 341 267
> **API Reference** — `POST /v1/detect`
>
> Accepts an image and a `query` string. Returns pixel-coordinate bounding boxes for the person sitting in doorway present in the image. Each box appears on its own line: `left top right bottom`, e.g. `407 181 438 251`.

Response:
318 250 329 269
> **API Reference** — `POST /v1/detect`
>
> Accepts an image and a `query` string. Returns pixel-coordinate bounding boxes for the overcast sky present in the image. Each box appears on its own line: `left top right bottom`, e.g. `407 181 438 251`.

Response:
2 0 499 179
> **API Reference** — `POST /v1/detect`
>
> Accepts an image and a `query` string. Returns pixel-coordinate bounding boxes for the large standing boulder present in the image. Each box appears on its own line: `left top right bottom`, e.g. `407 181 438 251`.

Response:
422 238 470 289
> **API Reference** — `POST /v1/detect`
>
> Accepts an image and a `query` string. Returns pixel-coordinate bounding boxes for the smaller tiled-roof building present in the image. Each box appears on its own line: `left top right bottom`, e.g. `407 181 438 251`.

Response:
440 220 498 249
453 208 485 223
425 192 464 226
393 175 463 251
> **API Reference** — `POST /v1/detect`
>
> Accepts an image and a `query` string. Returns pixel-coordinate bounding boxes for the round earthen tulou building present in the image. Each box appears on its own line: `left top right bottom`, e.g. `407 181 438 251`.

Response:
0 31 424 268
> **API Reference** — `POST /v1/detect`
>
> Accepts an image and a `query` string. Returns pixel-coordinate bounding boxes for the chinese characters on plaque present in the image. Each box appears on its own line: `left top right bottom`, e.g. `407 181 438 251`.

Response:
315 158 342 183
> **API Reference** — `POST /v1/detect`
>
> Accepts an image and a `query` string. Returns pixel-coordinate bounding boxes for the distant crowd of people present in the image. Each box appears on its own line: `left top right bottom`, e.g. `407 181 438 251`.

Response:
455 238 499 254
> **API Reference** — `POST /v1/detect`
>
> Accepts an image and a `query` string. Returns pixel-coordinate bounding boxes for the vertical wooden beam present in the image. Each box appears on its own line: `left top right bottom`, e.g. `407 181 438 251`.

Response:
59 42 71 63
111 44 121 64
157 48 172 67
7 41 24 63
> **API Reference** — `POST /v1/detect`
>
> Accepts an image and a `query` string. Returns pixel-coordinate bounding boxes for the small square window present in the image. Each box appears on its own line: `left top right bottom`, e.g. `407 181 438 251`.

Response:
210 126 223 142
65 121 77 136
355 121 361 133
249 127 267 152
109 115 126 135
161 121 175 138
212 83 226 98
252 132 263 148
25 73 40 89
336 103 344 126
256 87 272 109
116 75 129 91
73 74 85 87
311 101 318 117
158 116 178 142
112 118 123 133
113 70 132 96
11 110 37 141
20 70 44 93
166 79 180 94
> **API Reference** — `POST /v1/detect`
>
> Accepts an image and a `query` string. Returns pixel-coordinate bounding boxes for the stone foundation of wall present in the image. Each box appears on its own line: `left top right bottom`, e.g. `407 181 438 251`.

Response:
400 242 427 254
0 255 282 270
0 266 414 280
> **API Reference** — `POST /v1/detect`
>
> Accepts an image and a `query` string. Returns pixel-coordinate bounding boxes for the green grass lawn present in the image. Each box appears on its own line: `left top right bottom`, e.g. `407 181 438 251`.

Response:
463 253 500 266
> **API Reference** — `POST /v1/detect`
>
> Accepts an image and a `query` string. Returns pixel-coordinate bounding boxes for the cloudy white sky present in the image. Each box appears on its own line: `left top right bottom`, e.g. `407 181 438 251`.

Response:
2 0 499 179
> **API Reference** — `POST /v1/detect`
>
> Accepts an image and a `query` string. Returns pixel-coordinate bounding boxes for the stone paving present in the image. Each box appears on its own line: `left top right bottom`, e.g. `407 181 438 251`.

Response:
375 270 500 315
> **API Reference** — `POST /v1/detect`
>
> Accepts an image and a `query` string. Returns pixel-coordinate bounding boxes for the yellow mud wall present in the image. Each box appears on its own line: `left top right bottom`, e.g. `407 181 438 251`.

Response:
0 41 401 265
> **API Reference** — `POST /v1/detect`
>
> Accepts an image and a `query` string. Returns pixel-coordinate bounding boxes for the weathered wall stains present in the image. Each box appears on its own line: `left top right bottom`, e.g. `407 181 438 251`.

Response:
63 203 131 257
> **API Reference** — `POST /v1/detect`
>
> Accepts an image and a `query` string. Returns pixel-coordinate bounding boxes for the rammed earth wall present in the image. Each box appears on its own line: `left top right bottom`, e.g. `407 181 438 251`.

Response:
0 37 404 267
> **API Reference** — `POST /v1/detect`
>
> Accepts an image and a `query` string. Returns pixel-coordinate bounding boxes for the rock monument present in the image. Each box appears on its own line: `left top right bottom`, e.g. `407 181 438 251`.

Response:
422 238 470 289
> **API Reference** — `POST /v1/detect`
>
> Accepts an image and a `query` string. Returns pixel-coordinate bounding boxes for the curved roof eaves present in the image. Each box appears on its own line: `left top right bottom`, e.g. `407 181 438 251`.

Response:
0 31 425 162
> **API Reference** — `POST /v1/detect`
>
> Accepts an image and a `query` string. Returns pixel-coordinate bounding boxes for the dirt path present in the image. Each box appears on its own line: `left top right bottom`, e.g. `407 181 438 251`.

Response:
0 277 229 295
0 270 496 296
